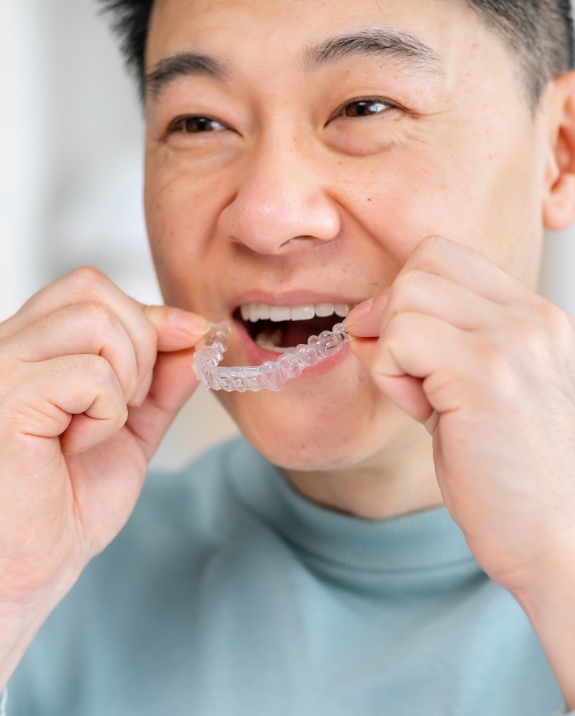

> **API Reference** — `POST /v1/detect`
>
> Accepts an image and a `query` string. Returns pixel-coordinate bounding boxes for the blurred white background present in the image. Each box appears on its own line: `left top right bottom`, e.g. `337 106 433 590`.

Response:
0 0 238 470
0 0 573 469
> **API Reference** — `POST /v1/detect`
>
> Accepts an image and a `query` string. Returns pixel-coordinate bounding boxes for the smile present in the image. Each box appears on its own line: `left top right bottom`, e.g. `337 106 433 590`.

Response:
237 302 356 353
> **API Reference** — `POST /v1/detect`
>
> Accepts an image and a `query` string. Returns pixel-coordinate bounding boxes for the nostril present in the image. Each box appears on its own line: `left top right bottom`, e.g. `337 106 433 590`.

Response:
279 236 315 250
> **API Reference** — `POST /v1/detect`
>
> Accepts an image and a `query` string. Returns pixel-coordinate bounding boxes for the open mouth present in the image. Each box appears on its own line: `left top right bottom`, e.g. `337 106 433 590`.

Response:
235 302 355 353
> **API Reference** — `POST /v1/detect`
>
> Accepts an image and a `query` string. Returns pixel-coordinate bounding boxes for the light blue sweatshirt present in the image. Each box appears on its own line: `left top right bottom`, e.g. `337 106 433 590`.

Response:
8 438 571 715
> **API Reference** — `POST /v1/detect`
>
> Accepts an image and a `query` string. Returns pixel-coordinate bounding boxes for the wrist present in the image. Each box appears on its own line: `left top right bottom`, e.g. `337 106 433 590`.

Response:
512 549 575 711
0 563 81 691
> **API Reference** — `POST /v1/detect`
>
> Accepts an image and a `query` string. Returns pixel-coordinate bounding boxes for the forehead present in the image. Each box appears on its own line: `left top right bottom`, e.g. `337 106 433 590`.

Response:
147 0 485 71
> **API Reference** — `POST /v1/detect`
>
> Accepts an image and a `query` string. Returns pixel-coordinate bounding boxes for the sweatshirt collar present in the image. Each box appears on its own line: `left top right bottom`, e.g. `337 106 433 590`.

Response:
226 438 478 573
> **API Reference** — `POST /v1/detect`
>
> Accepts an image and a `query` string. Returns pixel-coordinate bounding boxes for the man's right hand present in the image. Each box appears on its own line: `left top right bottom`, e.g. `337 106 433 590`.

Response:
0 267 209 688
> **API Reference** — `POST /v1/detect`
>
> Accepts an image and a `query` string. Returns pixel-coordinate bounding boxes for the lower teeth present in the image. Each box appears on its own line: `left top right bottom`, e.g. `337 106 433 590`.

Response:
255 330 291 353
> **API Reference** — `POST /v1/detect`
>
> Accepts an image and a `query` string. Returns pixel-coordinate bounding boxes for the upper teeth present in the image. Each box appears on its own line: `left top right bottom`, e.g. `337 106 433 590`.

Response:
240 303 353 322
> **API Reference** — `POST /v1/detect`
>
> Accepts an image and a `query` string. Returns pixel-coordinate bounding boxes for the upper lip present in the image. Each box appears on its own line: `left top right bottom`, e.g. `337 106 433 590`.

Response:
230 291 368 311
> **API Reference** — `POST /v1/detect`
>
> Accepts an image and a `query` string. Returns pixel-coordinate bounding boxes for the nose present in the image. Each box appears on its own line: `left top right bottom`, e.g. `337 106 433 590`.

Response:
218 136 341 254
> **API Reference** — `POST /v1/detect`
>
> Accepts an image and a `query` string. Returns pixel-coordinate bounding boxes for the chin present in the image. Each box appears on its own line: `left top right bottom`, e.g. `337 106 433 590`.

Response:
218 364 397 472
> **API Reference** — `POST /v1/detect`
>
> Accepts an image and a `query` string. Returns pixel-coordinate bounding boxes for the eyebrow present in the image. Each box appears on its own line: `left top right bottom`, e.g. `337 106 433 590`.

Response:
145 28 439 101
145 53 229 99
304 28 440 72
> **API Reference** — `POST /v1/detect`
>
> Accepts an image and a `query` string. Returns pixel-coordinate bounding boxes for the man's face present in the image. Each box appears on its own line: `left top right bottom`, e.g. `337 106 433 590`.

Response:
144 0 550 471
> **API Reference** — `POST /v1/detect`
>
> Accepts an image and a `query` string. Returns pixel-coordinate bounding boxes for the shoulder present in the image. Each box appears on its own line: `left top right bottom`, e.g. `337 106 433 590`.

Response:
8 437 274 714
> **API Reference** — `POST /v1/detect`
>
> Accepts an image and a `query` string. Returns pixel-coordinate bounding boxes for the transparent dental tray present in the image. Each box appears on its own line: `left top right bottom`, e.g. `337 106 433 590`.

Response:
193 321 352 392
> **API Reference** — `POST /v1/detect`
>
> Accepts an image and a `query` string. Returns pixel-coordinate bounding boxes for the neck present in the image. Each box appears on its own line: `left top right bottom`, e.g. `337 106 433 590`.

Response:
284 425 443 520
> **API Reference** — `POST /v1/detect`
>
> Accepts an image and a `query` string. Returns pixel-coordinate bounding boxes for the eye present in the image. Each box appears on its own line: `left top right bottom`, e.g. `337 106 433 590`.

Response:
169 116 227 134
343 99 390 118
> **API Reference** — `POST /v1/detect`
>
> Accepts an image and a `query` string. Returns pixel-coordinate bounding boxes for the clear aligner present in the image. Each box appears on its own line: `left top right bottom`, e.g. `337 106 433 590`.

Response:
192 321 352 392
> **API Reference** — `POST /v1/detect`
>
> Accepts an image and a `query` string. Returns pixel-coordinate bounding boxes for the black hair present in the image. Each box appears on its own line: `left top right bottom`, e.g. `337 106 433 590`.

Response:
469 0 574 103
99 0 574 105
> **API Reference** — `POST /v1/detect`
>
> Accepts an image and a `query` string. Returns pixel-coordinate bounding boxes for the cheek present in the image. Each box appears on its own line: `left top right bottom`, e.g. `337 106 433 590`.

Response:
334 130 541 280
144 156 234 305
333 152 469 266
476 134 545 284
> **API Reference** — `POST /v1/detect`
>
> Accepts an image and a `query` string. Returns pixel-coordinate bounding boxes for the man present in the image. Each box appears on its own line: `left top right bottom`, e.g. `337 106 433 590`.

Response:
2 0 575 713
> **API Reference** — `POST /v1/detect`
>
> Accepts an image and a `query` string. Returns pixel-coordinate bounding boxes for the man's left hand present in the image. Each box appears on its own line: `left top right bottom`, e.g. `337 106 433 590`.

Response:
345 235 575 708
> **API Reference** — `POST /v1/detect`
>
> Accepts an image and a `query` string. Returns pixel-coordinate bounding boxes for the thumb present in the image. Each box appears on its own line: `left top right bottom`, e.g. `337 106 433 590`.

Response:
344 290 388 338
125 346 201 462
142 305 210 352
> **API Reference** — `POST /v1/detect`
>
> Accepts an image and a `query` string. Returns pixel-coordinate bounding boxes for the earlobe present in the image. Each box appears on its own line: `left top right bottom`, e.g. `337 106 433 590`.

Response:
543 72 575 231
543 173 575 231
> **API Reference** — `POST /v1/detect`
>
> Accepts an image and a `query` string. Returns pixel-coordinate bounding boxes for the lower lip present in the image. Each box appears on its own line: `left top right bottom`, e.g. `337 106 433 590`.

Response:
233 319 351 379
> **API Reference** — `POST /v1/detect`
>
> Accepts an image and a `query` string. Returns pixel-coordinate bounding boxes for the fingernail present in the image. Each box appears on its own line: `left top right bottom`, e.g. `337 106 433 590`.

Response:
344 298 374 328
168 309 210 335
134 371 153 407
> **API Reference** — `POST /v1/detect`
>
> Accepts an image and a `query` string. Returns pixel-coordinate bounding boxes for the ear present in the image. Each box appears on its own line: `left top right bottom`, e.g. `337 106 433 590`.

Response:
543 71 575 231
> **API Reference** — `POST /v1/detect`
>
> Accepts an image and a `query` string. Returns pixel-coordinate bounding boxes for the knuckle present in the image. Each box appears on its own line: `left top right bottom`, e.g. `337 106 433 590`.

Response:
65 266 111 300
76 301 117 331
106 405 130 432
0 317 13 342
416 235 445 256
384 312 412 341
0 362 53 436
139 320 158 356
67 265 107 288
388 271 419 311
30 301 116 338
0 359 26 405
396 269 425 295
505 312 551 361
515 319 541 345
474 335 526 396
127 316 158 376
38 302 124 353
0 331 12 355
409 238 444 271
75 354 127 402
476 339 508 375
76 353 117 383
538 299 572 337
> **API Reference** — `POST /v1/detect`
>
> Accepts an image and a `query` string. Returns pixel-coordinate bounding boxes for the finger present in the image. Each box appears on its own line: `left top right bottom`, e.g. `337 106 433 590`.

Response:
0 268 208 399
10 302 138 403
129 306 208 407
349 335 431 419
349 334 436 423
126 348 200 461
372 311 474 418
0 269 158 391
378 374 434 424
381 269 495 332
345 236 526 339
345 268 498 339
0 267 142 337
8 354 128 454
403 236 530 304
